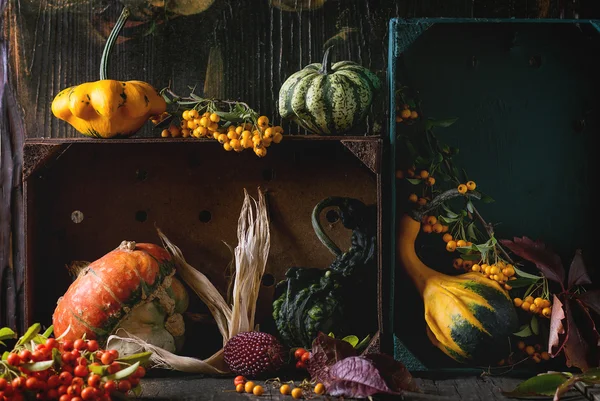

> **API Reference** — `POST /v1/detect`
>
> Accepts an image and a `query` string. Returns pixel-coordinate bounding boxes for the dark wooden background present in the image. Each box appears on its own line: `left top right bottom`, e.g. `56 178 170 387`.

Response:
1 0 599 333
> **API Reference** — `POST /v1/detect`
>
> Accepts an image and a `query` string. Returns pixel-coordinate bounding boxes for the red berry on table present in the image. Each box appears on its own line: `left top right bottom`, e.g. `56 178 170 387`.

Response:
294 348 307 360
296 360 306 370
300 352 310 363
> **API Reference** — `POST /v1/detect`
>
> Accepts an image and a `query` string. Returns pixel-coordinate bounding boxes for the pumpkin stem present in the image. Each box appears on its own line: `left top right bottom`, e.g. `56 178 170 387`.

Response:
99 7 130 81
118 240 137 251
319 46 334 75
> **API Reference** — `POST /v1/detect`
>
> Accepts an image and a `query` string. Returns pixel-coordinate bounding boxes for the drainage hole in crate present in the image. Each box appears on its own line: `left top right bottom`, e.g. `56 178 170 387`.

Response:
262 168 275 181
529 55 542 68
136 169 148 181
199 210 212 223
261 274 275 287
326 209 340 223
135 210 148 222
71 211 84 224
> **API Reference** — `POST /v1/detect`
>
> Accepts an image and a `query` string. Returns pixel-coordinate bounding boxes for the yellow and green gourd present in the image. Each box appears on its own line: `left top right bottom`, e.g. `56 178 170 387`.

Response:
396 210 518 364
51 8 166 139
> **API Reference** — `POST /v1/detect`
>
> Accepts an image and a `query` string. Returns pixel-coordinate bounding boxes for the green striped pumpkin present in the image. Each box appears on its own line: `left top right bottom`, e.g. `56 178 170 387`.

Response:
278 47 381 135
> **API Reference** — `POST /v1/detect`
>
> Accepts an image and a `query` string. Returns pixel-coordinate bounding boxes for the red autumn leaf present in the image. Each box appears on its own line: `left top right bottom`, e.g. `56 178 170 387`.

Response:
548 294 567 356
363 353 419 393
567 250 591 289
499 237 565 286
327 356 399 398
307 332 357 386
563 300 592 372
577 290 600 316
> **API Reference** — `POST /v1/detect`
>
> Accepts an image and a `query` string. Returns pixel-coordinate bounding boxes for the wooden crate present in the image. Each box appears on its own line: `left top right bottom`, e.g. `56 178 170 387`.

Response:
22 135 387 358
388 18 600 371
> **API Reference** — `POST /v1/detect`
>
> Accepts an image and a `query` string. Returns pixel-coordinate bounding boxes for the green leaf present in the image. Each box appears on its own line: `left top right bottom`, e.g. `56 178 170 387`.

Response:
513 266 543 281
441 204 458 219
434 152 443 163
16 323 41 346
503 373 570 397
466 223 476 241
456 245 478 254
414 156 430 166
506 277 539 289
356 335 371 351
474 244 493 254
33 335 48 345
438 215 458 224
21 360 53 372
531 315 539 335
0 327 16 342
42 326 54 339
341 336 359 348
132 385 143 397
425 117 458 129
52 348 63 368
580 367 600 383
89 364 109 375
459 253 482 261
103 362 139 381
481 195 495 204
2 351 9 360
116 351 153 366
466 201 474 214
406 178 422 185
513 324 533 338
328 332 335 338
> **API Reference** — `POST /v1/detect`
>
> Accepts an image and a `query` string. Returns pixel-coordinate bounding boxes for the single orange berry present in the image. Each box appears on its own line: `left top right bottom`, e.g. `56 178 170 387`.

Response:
426 176 436 186
400 109 411 119
410 110 419 119
456 239 467 247
236 384 245 393
471 264 481 272
457 184 468 194
422 224 433 234
452 258 463 269
442 233 453 243
420 170 429 179
432 223 443 233
525 346 535 356
446 241 457 252
466 181 477 191
521 301 532 311
426 216 437 225
408 193 418 203
417 197 427 206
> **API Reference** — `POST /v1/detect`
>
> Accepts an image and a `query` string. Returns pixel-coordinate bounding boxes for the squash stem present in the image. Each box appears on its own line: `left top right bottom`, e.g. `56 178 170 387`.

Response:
318 46 334 75
311 197 352 257
100 7 130 80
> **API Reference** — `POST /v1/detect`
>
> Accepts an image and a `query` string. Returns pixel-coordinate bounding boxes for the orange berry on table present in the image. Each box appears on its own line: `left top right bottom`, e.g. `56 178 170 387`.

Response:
541 299 551 308
395 170 404 179
457 184 468 194
466 180 477 191
241 130 252 140
446 240 457 252
408 193 418 203
203 111 211 118
420 170 429 179
291 388 303 399
236 384 245 393
442 233 453 243
471 264 481 272
490 265 500 275
180 120 188 129
426 176 436 186
209 113 220 123
274 125 283 133
253 385 264 396
456 239 467 247
532 354 542 363
213 132 220 140
542 307 552 317
244 381 255 393
241 138 253 149
227 131 239 140
280 384 292 395
273 133 283 143
410 110 419 119
521 301 531 311
254 146 267 157
517 341 526 350
314 383 325 395
432 223 443 233
187 120 196 129
422 224 433 234
217 133 228 144
534 297 545 307
181 128 191 138
230 139 241 150
264 127 274 138
200 117 209 127
426 216 437 225
504 284 512 290
209 122 219 131
417 197 427 206
401 109 411 119
161 129 170 138
496 273 505 282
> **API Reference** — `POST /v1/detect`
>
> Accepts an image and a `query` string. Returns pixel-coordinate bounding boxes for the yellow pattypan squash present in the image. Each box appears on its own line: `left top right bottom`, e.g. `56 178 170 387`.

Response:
51 80 166 138
51 7 165 139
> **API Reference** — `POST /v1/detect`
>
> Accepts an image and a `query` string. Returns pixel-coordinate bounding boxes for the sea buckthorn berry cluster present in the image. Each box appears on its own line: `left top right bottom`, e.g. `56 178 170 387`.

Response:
470 260 516 289
457 181 477 194
160 111 283 158
419 215 449 235
513 296 552 318
0 327 147 401
395 103 419 124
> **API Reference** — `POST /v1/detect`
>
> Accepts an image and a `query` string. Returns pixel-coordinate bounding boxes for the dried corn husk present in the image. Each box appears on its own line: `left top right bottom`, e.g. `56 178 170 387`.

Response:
106 188 270 374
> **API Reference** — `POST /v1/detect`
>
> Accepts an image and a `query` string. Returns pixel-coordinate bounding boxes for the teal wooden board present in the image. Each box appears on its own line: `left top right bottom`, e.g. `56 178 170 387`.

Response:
388 19 600 372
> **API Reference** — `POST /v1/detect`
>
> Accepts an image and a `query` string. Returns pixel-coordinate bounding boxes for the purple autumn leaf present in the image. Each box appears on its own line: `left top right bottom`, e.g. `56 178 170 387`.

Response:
548 294 567 356
567 250 591 289
363 353 419 393
327 356 400 398
499 237 564 286
563 299 593 372
577 290 600 316
307 332 357 386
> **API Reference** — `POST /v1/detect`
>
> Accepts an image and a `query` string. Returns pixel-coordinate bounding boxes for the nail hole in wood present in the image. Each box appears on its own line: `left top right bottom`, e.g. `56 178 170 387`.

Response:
529 55 542 68
135 210 148 222
71 211 84 224
326 209 340 223
262 168 275 181
136 169 148 181
199 210 212 223
261 274 275 287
